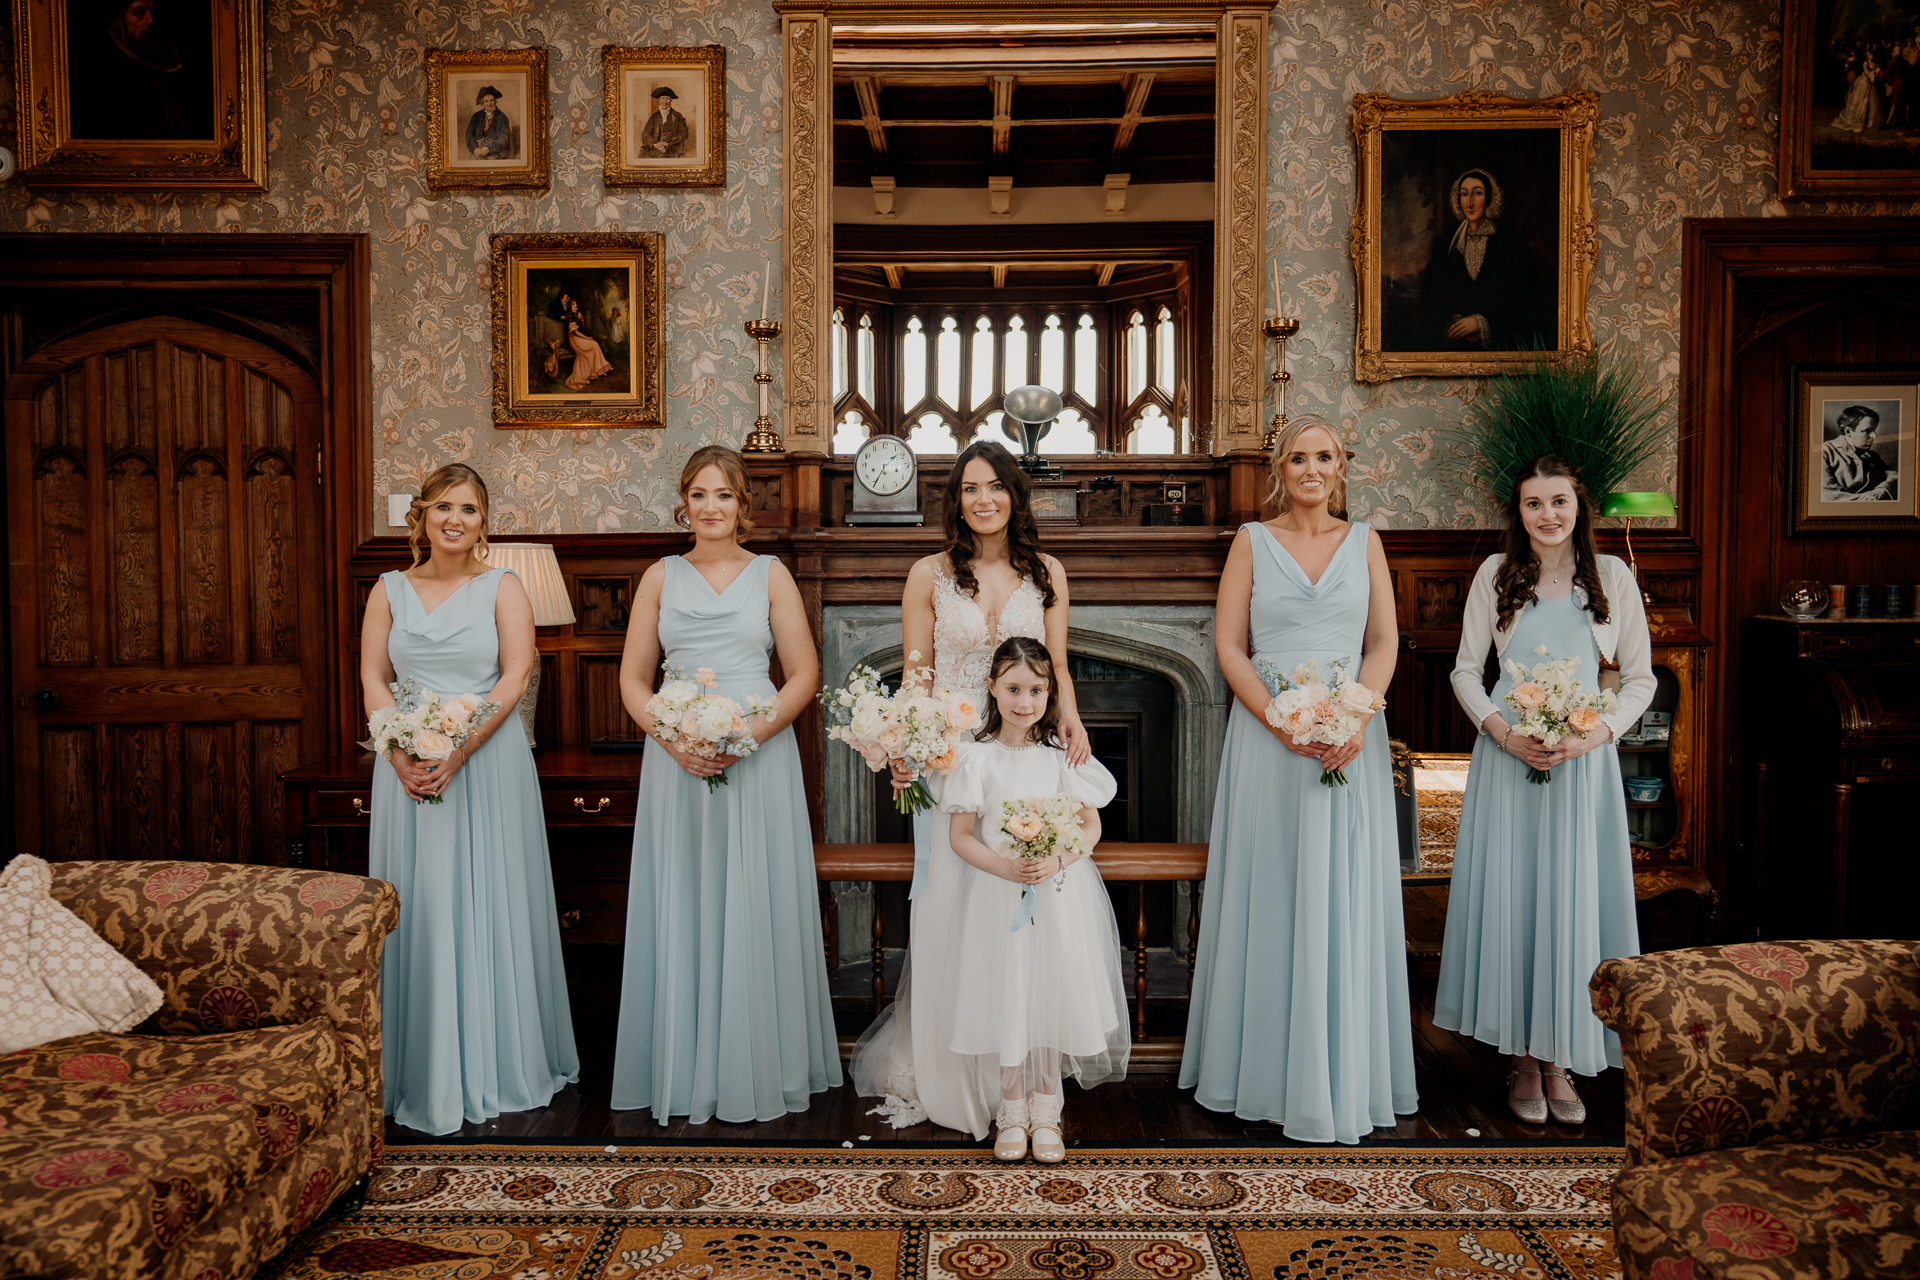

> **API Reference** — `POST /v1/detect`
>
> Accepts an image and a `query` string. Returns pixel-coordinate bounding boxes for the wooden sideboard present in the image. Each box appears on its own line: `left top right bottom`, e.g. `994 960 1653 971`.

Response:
280 748 642 944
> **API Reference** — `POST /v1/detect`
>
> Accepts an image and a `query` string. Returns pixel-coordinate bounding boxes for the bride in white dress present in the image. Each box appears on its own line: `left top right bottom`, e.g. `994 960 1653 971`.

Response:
850 440 1090 1138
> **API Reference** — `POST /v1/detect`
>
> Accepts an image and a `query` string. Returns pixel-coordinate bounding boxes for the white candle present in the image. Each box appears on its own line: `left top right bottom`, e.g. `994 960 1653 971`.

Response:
1271 257 1282 318
760 262 771 320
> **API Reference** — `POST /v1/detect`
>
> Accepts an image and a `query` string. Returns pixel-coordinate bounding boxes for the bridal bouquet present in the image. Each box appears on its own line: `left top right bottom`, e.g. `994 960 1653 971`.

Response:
1502 645 1618 784
1256 656 1387 787
819 652 979 815
999 793 1092 933
366 678 501 804
645 664 779 792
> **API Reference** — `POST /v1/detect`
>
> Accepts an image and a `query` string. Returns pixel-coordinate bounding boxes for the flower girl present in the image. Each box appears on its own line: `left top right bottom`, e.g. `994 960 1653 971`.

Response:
932 636 1128 1161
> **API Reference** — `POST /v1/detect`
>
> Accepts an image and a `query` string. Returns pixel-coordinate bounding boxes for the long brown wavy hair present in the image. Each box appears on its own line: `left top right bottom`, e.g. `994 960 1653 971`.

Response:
1493 454 1609 632
673 444 755 543
976 636 1065 748
941 440 1056 608
406 463 491 568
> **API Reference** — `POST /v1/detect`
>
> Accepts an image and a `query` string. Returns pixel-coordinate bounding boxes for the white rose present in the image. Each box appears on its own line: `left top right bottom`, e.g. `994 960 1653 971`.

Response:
1338 682 1379 714
412 728 455 760
848 706 885 742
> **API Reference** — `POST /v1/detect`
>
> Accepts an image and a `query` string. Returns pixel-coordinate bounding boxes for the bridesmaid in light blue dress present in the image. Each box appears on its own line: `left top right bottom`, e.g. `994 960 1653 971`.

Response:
611 446 841 1123
1180 417 1417 1143
362 463 580 1137
1436 455 1653 1125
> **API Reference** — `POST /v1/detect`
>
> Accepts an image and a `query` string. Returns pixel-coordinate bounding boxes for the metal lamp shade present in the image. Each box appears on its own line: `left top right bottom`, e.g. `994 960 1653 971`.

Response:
481 543 575 747
1601 492 1676 519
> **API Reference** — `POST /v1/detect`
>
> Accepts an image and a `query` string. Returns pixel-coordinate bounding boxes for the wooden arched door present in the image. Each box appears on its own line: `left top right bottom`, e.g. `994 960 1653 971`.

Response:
5 316 326 863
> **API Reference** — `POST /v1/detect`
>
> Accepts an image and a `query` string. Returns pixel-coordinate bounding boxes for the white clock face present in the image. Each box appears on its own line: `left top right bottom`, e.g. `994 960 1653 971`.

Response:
856 435 916 496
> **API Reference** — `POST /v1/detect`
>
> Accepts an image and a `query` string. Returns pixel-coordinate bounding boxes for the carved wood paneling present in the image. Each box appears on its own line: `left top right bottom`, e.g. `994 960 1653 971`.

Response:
248 451 299 661
575 576 637 635
111 724 171 862
35 446 89 666
579 654 639 745
782 13 832 447
1214 9 1268 449
1415 575 1468 628
177 453 232 664
185 723 237 863
107 452 161 664
38 728 97 856
253 721 302 865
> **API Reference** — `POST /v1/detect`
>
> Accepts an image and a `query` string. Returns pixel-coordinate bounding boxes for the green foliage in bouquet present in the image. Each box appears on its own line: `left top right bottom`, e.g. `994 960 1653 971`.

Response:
1448 346 1671 507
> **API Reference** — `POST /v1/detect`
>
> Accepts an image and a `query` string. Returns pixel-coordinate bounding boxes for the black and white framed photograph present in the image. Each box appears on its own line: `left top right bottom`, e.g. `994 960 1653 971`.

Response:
1791 366 1919 533
425 47 549 191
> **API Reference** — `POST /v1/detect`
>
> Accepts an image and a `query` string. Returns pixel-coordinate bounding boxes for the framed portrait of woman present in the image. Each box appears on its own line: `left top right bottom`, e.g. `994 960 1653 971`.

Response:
489 233 666 429
1779 0 1920 199
425 48 549 191
1348 91 1598 383
601 45 726 187
10 0 266 190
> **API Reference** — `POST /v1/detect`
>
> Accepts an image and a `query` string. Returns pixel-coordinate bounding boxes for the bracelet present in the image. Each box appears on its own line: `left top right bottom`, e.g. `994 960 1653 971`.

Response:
1499 725 1512 750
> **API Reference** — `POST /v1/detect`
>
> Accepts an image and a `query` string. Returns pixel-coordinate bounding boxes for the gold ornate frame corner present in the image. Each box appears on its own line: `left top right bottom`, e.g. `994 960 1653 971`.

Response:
425 47 551 192
603 45 729 188
1348 90 1598 384
11 0 267 191
488 231 667 429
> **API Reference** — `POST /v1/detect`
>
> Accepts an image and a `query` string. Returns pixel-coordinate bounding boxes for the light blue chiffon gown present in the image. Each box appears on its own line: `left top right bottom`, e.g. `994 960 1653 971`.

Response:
1179 522 1418 1143
611 555 842 1122
370 566 580 1136
1435 593 1639 1074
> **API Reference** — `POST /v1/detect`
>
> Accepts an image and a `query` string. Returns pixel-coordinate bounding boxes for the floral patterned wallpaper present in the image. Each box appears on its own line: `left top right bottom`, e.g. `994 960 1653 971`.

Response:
3 0 1916 529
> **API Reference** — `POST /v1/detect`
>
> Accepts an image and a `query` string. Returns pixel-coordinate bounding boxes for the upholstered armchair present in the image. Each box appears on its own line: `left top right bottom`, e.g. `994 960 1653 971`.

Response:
1591 941 1920 1280
0 861 399 1280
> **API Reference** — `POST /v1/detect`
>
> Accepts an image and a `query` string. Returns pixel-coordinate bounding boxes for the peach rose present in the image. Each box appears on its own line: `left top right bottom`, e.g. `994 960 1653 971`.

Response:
1511 682 1547 709
1005 815 1045 841
1568 705 1604 735
440 697 477 726
1282 707 1314 737
928 747 959 773
412 729 455 760
947 697 979 728
694 668 718 688
877 724 906 753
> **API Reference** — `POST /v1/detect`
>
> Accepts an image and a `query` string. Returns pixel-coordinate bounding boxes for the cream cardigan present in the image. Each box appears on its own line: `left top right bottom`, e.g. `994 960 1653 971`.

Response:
1449 553 1657 741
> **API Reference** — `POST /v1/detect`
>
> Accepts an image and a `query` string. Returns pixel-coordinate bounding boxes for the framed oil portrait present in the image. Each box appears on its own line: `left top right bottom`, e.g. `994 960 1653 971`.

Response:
425 48 549 191
10 0 266 190
1779 0 1920 200
602 45 726 187
1789 366 1919 534
489 233 665 429
1348 91 1598 384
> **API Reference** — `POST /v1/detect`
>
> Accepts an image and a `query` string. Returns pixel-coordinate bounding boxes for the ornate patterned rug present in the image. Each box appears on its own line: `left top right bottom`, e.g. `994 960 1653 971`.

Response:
264 1144 1623 1280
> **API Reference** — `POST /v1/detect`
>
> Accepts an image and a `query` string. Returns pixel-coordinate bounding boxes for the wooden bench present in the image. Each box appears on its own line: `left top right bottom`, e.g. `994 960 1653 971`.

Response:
815 841 1208 1062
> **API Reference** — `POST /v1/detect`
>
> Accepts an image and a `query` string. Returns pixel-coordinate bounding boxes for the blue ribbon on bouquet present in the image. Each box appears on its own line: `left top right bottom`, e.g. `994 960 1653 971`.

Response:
1009 883 1038 933
909 812 932 900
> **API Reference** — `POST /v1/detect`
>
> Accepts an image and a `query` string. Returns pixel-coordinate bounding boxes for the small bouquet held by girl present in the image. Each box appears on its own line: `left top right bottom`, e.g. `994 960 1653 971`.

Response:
644 664 780 792
997 794 1094 933
366 678 501 804
819 652 979 815
1502 645 1618 784
1256 656 1387 786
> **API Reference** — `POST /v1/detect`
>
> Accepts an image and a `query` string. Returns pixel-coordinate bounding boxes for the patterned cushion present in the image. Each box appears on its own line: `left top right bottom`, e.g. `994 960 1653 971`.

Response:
1591 941 1920 1166
0 855 163 1052
0 1019 351 1280
1611 1131 1920 1280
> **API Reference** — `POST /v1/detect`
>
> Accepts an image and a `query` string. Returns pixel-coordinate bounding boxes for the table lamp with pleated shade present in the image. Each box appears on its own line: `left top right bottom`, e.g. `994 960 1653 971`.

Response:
481 543 575 747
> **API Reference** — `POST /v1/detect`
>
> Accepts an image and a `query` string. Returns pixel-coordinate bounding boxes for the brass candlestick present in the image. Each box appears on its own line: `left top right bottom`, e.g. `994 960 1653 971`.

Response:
1262 314 1300 451
741 317 783 453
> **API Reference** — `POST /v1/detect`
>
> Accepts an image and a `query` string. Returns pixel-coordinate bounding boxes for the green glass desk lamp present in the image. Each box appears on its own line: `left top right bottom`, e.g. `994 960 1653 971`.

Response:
1601 491 1676 603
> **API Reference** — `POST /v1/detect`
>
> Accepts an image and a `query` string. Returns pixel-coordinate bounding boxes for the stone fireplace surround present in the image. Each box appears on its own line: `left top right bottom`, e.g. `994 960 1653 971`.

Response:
821 604 1229 963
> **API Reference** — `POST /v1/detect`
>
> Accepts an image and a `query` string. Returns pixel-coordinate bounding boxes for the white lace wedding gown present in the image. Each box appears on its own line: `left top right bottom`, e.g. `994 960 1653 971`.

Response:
850 559 1051 1138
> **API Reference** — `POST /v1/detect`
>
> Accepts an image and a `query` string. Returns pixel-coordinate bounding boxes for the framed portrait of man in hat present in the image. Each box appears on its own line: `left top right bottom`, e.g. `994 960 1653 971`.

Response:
426 48 549 191
1348 91 1598 383
603 45 726 186
10 0 266 190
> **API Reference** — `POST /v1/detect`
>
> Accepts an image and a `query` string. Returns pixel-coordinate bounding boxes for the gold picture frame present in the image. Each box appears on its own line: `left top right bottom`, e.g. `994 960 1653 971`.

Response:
425 47 549 192
1777 0 1920 201
10 0 266 190
603 44 726 187
489 232 666 429
1348 90 1598 384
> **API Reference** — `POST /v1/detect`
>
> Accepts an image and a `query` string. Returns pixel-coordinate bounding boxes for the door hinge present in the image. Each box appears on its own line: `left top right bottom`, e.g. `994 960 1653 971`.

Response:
317 446 324 486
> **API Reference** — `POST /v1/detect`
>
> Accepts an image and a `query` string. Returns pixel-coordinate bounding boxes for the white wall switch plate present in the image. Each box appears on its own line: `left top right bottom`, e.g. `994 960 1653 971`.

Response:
387 493 413 527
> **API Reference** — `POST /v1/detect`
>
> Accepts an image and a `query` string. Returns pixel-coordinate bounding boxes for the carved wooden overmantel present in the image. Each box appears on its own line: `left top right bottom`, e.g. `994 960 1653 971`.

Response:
770 0 1274 456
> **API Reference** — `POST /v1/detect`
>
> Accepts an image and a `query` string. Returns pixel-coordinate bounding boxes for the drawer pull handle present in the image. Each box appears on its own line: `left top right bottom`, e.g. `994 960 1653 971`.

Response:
559 908 582 929
352 798 368 815
1885 759 1894 770
574 796 610 813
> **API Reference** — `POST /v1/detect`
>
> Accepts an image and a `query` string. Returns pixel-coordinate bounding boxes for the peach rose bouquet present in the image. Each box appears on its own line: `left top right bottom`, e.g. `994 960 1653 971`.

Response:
1256 656 1387 786
365 678 502 804
1502 645 1619 783
997 793 1092 932
645 664 780 793
820 652 979 815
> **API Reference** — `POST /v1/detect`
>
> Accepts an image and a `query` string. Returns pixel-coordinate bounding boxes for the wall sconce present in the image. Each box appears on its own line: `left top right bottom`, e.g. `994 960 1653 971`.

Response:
482 542 576 747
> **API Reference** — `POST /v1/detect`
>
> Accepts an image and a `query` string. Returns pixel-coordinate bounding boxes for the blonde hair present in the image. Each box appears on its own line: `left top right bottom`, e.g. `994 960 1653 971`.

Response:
1264 414 1349 517
406 463 491 568
673 445 755 542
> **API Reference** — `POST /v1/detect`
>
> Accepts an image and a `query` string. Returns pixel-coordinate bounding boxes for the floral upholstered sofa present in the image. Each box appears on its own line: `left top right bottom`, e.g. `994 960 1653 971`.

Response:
0 861 399 1280
1591 941 1920 1280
